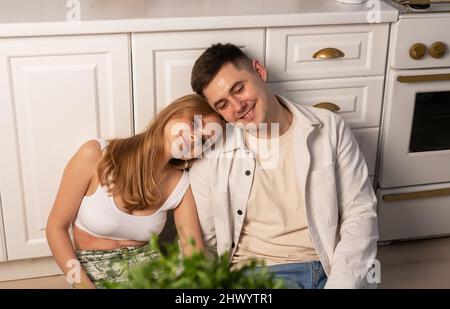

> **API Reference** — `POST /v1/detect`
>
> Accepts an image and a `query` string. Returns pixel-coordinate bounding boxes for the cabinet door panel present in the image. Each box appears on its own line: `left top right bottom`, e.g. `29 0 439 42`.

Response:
0 34 132 260
132 29 265 132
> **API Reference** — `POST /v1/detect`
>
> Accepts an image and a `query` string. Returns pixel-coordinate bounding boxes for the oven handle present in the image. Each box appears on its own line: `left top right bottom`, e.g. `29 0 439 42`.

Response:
382 188 450 202
397 74 450 83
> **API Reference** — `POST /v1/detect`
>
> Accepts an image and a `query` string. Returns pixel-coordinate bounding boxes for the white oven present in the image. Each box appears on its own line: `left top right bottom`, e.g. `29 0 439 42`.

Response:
378 67 450 188
377 2 450 241
378 67 450 241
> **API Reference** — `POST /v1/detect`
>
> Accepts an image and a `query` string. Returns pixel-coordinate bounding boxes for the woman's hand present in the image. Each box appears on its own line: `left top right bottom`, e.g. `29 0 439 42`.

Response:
173 186 205 256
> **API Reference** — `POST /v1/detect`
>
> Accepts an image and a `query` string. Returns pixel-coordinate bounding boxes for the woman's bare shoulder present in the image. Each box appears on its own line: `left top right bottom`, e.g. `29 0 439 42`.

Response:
166 167 185 185
160 167 186 197
67 140 103 171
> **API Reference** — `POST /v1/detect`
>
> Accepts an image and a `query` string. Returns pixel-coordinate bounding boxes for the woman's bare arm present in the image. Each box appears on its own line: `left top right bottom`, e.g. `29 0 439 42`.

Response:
46 140 101 288
173 186 205 257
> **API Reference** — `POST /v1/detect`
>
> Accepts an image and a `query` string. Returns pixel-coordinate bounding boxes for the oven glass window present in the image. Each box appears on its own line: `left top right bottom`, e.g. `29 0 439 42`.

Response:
409 91 450 153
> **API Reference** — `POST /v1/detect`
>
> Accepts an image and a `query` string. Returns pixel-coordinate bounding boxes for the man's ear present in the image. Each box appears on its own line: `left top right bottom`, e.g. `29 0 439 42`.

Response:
252 60 268 82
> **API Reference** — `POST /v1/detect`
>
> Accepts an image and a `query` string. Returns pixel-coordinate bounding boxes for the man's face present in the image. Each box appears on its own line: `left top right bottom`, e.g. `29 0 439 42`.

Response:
202 61 271 127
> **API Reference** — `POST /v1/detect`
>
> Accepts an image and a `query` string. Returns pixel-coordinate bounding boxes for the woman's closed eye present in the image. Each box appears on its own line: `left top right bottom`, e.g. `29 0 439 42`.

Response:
192 119 199 131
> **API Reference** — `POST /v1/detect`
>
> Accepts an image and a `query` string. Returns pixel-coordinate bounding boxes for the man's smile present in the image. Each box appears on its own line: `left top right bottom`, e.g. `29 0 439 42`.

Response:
237 102 256 121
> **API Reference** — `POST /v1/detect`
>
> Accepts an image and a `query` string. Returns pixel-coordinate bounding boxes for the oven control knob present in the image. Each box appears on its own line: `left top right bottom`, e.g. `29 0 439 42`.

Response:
409 43 427 60
429 42 447 59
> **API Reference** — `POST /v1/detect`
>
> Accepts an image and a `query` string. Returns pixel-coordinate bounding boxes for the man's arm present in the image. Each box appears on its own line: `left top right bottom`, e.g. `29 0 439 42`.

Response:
188 159 218 259
325 116 378 289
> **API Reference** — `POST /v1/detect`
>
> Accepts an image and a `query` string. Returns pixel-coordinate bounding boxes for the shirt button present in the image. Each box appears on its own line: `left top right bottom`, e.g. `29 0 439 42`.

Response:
245 170 251 176
237 210 243 215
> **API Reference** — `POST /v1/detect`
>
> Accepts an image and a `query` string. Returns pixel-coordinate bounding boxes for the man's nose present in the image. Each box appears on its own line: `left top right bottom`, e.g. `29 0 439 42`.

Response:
229 96 246 115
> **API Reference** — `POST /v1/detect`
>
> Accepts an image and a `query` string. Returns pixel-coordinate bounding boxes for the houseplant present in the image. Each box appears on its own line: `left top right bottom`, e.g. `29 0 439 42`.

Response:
102 235 285 289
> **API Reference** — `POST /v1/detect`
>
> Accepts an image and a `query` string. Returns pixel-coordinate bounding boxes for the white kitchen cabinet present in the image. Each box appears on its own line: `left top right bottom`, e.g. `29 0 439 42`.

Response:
0 34 133 260
0 20 390 276
266 23 389 82
131 29 265 133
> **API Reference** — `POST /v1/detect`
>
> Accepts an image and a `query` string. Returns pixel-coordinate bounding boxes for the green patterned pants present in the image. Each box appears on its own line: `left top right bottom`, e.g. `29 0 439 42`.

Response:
76 244 159 288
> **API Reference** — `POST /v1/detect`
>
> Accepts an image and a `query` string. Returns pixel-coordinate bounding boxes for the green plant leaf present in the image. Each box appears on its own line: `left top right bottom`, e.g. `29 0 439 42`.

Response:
101 235 285 289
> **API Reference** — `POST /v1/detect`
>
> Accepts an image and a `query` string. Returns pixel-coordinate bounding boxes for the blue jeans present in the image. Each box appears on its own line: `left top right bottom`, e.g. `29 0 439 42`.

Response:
267 261 327 289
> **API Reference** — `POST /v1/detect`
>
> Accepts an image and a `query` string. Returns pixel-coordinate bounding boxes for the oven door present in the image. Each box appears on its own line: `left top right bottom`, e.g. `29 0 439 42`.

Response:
379 68 450 188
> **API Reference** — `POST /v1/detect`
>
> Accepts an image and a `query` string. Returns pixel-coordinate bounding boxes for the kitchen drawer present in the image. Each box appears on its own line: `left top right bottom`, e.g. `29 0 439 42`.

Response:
377 183 450 241
268 76 384 129
266 23 389 81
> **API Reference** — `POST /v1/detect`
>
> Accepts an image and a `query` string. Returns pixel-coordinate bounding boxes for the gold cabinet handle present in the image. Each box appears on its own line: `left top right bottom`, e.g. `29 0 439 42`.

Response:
313 48 345 59
383 188 450 202
313 102 341 113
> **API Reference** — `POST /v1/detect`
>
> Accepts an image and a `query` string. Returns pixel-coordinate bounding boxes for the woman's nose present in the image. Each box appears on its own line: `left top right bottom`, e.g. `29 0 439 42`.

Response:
191 133 202 146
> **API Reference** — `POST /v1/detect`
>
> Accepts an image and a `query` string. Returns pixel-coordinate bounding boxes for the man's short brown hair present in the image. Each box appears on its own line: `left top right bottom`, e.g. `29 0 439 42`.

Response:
191 43 252 97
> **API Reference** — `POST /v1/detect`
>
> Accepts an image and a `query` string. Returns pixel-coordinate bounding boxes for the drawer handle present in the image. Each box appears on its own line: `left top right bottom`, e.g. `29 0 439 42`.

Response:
313 48 345 59
383 188 450 202
313 102 341 113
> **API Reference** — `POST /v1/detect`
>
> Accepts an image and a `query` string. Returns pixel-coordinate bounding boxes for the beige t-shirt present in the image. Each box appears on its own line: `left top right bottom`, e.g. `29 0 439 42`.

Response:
231 117 319 268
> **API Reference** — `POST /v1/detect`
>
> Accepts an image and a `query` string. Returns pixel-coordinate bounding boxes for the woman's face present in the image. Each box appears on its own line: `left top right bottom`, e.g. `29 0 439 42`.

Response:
164 114 223 160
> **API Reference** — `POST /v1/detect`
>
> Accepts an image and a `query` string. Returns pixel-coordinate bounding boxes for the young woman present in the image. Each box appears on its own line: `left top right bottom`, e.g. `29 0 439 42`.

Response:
46 94 222 288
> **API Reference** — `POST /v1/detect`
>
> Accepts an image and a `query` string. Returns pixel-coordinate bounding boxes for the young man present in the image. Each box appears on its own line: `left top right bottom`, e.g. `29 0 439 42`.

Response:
189 43 378 289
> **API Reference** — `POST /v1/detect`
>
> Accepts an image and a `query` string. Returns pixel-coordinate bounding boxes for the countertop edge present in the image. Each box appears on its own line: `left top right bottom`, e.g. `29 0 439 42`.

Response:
0 10 398 38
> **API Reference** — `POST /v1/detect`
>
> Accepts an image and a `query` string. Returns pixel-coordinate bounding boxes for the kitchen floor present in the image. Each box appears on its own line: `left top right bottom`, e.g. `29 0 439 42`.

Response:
1 236 450 289
377 236 450 288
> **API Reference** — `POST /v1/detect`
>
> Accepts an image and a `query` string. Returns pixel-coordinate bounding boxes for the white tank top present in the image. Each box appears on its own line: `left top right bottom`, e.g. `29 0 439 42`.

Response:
73 139 190 241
